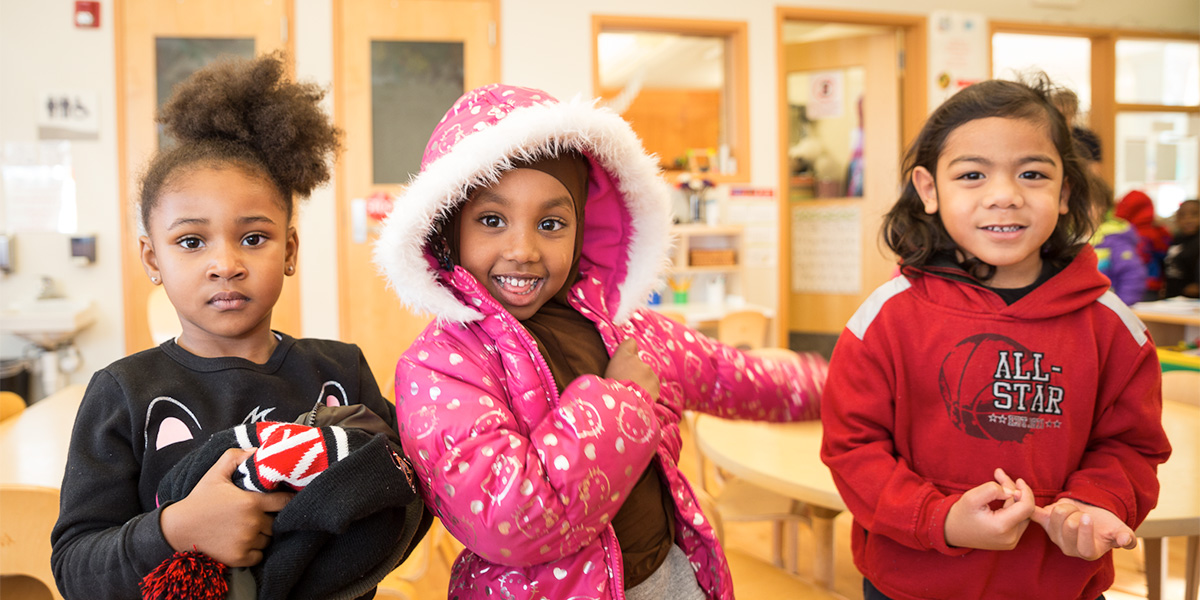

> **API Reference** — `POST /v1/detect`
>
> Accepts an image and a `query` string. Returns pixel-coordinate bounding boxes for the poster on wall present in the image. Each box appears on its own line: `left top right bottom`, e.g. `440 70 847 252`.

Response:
791 204 860 294
927 11 989 113
1 141 77 233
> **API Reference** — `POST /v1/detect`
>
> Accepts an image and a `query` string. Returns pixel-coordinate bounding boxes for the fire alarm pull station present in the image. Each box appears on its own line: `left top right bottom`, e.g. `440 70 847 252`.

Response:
75 2 100 29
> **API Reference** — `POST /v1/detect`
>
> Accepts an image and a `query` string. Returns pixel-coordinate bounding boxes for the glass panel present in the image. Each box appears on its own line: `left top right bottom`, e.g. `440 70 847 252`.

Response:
596 31 729 174
1116 40 1200 106
992 33 1091 117
156 38 256 150
1115 112 1199 219
371 41 464 184
785 67 865 199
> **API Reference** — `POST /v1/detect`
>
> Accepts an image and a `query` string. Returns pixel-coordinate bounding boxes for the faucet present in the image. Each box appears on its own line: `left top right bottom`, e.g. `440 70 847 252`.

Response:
37 276 63 300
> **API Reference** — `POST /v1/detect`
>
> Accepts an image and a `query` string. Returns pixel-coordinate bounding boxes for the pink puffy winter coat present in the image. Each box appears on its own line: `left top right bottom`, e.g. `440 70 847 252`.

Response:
373 84 826 599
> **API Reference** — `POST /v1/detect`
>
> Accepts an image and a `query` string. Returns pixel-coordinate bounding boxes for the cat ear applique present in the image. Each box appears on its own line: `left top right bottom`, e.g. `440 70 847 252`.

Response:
144 396 204 451
319 380 350 407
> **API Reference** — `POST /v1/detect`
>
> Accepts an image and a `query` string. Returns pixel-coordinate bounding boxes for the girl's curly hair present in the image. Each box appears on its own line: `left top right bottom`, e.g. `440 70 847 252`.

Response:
881 73 1095 281
138 51 342 230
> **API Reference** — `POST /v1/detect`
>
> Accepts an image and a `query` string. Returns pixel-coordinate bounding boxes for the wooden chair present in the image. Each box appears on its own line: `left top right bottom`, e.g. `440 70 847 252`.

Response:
694 487 840 599
0 391 26 421
717 310 768 350
0 485 63 599
1162 370 1200 407
147 285 180 345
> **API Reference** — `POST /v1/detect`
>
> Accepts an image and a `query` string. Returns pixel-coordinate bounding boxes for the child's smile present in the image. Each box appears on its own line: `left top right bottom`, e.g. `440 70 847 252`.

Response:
457 168 578 321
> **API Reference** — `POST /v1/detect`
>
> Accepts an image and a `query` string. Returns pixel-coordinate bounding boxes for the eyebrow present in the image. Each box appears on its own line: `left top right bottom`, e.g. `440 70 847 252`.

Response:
946 154 1059 168
166 215 277 231
470 189 575 212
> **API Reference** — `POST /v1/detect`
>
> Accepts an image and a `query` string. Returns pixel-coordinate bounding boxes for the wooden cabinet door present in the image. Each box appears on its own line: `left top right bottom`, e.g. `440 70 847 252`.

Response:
117 0 296 354
335 0 499 395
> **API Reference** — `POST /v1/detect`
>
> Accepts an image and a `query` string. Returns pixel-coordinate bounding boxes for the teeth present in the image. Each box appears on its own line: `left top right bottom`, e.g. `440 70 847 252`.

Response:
986 225 1021 233
497 276 538 289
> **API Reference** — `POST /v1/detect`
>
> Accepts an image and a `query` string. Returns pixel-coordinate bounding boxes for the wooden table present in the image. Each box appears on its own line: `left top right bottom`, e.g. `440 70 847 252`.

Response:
0 383 85 600
694 416 844 589
1133 298 1200 348
695 401 1200 600
649 302 773 330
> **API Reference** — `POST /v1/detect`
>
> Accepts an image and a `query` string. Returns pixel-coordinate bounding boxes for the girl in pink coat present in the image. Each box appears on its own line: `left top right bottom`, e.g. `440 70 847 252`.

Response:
373 84 826 599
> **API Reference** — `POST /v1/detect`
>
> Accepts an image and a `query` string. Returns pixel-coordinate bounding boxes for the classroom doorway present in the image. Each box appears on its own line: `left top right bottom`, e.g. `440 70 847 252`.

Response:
333 0 499 395
116 0 297 354
775 8 926 353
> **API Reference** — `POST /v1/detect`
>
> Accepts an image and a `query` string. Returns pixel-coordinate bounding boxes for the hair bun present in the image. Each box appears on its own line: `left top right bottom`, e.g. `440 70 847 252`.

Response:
156 51 342 198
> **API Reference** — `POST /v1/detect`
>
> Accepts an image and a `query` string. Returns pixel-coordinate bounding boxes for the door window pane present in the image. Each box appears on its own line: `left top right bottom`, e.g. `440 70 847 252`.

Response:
1115 112 1199 218
786 67 865 199
370 41 464 184
156 38 255 150
992 33 1091 117
1116 40 1200 106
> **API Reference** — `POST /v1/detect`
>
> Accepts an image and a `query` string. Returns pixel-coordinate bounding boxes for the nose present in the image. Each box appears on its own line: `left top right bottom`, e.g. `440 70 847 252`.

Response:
502 228 540 264
984 177 1024 210
208 241 247 280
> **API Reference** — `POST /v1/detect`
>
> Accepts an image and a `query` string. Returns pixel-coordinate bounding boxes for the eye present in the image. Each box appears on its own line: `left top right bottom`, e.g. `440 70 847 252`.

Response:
242 233 267 246
178 236 203 250
1018 170 1049 180
479 214 505 228
956 171 984 181
538 218 568 232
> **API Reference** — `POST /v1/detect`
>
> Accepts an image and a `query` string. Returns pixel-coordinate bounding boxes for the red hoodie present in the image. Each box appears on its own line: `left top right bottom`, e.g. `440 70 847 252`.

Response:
820 246 1171 600
1116 190 1172 291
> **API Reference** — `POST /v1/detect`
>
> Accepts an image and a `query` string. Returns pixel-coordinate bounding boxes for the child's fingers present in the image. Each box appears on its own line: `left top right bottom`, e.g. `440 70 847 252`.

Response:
205 447 256 482
1075 513 1098 559
256 490 295 515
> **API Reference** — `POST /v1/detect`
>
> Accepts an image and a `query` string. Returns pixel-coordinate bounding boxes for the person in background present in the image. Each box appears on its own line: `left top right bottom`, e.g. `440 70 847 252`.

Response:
821 75 1170 600
1115 190 1172 301
373 83 828 599
50 52 426 599
1162 199 1199 299
1090 178 1147 306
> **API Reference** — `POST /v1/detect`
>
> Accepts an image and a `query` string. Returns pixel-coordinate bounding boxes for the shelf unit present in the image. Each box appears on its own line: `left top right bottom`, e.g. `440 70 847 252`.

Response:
665 224 745 305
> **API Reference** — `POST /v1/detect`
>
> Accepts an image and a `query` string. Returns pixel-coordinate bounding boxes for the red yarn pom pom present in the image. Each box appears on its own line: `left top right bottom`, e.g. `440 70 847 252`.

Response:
140 550 229 600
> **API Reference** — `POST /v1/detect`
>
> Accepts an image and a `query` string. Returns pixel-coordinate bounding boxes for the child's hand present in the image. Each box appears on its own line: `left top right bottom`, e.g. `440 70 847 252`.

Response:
161 447 295 567
605 338 660 402
944 468 1035 551
1032 498 1137 560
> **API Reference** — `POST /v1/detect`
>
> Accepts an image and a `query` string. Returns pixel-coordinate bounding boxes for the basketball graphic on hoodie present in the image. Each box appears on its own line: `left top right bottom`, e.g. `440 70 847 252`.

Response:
939 333 1058 442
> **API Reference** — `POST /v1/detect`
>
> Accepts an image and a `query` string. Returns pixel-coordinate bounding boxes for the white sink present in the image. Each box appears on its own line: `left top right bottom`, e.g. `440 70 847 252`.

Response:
1 298 97 348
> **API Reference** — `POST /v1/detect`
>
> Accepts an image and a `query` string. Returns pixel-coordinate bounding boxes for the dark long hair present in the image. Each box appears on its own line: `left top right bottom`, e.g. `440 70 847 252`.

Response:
881 74 1095 281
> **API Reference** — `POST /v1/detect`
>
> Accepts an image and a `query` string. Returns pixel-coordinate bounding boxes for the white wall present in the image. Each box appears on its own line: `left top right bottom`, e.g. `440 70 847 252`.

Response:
1 0 1196 398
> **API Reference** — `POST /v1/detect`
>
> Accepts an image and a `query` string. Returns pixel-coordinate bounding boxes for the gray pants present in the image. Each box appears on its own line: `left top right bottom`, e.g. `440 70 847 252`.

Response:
624 544 708 600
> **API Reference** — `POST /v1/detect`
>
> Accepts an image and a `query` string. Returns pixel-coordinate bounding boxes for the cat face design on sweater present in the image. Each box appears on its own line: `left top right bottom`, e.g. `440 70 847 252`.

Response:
145 380 351 451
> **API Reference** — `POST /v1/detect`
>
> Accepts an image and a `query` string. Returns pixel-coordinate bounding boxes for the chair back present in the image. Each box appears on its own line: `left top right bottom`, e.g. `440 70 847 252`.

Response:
717 310 768 350
0 391 25 421
148 286 181 345
1162 370 1200 407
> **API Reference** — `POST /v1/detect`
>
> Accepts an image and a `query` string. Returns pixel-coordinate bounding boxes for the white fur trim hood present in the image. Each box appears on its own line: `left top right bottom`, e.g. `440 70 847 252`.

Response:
372 85 675 326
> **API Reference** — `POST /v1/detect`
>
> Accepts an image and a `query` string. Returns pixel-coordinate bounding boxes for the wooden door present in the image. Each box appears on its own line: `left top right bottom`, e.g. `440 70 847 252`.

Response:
335 0 499 394
117 0 297 354
780 31 902 339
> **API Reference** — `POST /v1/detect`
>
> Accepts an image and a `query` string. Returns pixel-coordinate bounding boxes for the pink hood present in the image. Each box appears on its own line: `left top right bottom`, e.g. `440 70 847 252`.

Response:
373 84 674 325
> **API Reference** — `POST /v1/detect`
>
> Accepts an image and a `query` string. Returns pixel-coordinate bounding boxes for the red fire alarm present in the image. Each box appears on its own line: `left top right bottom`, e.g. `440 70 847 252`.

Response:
75 1 100 29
